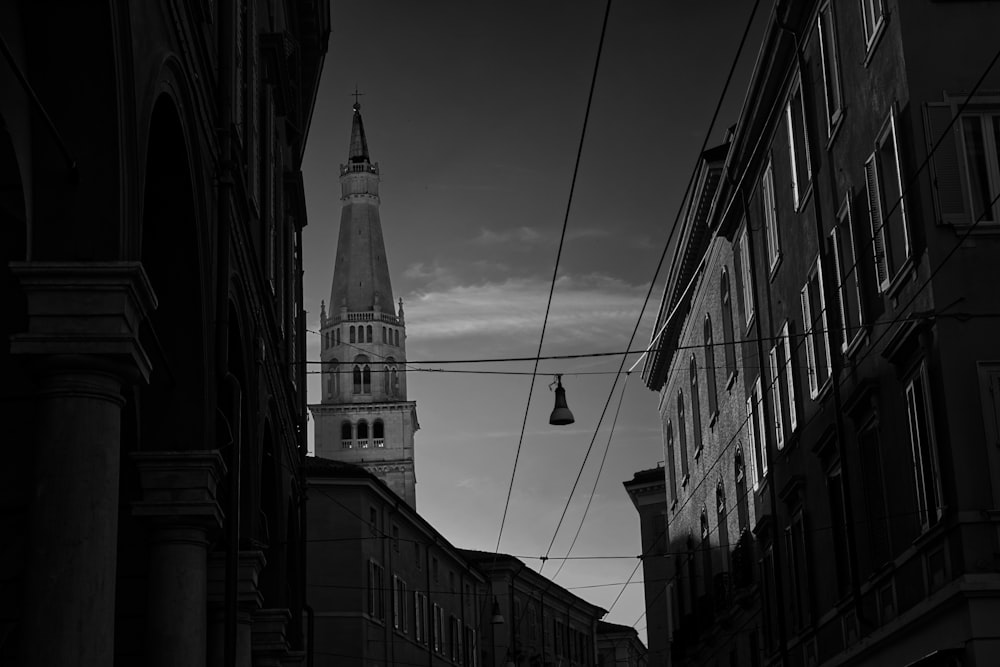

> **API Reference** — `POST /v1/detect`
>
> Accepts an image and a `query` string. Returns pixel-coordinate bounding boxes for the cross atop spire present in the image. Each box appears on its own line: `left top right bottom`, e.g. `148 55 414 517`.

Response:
352 85 364 109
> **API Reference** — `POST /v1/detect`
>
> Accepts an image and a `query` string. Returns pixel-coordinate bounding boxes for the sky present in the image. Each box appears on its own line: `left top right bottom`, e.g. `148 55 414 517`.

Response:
301 0 769 646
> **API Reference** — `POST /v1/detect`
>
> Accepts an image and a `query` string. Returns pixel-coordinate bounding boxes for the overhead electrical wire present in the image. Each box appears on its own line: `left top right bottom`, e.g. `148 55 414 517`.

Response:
492 0 613 557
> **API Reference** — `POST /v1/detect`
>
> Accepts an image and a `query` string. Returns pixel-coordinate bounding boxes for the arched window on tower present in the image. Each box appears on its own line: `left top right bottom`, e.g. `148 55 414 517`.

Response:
336 328 341 345
366 325 373 342
735 446 750 534
382 326 387 343
341 421 353 449
354 355 371 395
394 329 399 347
357 420 369 448
350 326 356 344
374 419 385 447
330 359 339 398
666 420 677 504
384 357 398 397
392 367 399 396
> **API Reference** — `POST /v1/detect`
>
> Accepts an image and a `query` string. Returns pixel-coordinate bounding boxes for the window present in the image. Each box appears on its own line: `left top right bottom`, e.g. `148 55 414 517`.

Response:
689 355 704 455
704 314 719 419
768 322 797 450
357 420 369 448
801 259 832 397
832 194 864 351
716 482 730 562
736 226 755 327
827 465 852 598
353 355 372 394
464 626 478 667
393 575 408 631
329 360 340 398
373 419 385 447
432 604 444 653
960 109 1000 222
857 422 891 575
395 329 400 346
784 510 811 632
906 365 942 530
720 268 737 380
677 391 689 481
366 324 373 342
450 615 462 663
865 110 910 291
746 376 767 490
734 447 750 534
368 561 385 621
392 524 399 552
350 325 356 344
341 420 353 449
666 419 678 503
700 509 713 600
859 0 885 47
382 326 387 343
817 2 843 135
432 556 439 582
369 507 378 533
336 328 341 345
414 592 428 643
786 80 812 209
762 159 781 268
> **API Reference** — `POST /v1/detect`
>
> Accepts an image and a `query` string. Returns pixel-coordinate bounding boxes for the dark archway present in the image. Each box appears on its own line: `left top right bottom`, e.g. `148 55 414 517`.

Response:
137 96 208 452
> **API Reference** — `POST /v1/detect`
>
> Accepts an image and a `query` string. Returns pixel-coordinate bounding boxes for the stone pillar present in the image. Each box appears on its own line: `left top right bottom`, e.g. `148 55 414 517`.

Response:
133 451 226 667
251 608 292 667
208 550 267 667
11 262 155 667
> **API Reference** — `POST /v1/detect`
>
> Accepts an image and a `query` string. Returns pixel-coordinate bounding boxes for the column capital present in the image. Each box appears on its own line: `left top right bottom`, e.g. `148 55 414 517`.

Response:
209 549 268 611
251 608 291 666
132 450 226 530
9 261 157 381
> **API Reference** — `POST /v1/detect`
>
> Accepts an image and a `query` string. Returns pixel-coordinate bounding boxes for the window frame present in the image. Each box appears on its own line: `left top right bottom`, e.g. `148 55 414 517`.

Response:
368 560 385 622
736 224 756 330
786 77 813 211
769 321 797 451
689 354 704 457
865 108 911 294
761 158 782 271
905 363 943 531
801 257 833 398
958 108 1000 224
677 390 689 483
832 192 865 353
817 1 844 137
859 0 886 51
746 376 767 490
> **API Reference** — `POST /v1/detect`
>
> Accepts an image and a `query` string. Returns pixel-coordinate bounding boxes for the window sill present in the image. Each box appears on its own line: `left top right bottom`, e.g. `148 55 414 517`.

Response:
744 313 756 337
694 445 704 461
768 253 783 282
826 108 845 150
842 327 869 360
726 370 739 391
794 181 815 214
862 18 888 69
708 410 719 429
681 473 690 488
885 256 917 301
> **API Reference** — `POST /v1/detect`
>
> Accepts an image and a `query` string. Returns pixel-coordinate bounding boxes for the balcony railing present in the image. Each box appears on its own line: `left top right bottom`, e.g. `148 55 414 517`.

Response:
329 311 400 325
373 438 385 448
341 439 352 449
358 439 369 449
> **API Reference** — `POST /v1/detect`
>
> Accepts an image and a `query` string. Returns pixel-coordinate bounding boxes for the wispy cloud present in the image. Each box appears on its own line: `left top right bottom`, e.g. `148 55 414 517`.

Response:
471 226 544 246
403 273 655 352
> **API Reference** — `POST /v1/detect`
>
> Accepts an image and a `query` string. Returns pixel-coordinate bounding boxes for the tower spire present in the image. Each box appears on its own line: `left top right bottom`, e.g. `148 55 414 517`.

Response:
349 91 370 164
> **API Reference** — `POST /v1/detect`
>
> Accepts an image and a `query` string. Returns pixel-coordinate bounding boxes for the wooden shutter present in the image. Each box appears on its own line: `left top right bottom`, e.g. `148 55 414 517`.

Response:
924 102 970 226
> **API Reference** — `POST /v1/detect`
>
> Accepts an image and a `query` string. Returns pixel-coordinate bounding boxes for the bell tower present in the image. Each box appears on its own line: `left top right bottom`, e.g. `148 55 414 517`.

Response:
311 101 419 507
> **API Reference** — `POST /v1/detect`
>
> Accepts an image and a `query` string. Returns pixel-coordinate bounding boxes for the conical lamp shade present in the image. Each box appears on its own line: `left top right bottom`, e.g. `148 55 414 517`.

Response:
549 377 575 425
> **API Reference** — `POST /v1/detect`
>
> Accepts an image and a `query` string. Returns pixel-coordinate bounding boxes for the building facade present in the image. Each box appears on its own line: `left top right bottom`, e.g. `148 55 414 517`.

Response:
644 1 1000 666
311 103 419 507
461 550 607 667
306 457 486 666
596 621 648 667
623 466 670 667
0 2 328 666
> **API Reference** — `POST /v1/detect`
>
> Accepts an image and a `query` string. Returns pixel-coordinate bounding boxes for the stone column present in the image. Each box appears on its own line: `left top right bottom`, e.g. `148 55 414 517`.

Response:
11 261 155 667
208 550 267 667
251 608 292 667
133 450 226 667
